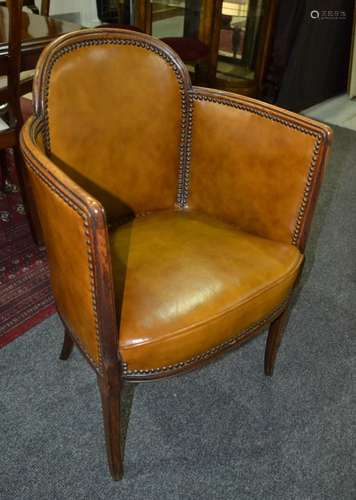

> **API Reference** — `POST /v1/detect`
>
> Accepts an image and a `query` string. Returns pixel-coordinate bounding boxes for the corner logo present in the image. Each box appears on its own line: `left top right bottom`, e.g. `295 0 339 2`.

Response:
310 9 347 20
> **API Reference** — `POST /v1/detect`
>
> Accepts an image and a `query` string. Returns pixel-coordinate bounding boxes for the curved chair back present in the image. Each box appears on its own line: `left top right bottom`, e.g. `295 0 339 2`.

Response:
34 29 192 221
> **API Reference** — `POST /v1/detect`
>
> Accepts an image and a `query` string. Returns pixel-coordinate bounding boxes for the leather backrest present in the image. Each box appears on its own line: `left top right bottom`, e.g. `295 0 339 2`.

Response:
34 29 191 221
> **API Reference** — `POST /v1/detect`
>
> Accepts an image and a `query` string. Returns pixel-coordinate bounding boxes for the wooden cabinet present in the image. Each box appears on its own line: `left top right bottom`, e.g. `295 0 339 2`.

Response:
209 0 276 96
100 0 276 96
135 0 276 95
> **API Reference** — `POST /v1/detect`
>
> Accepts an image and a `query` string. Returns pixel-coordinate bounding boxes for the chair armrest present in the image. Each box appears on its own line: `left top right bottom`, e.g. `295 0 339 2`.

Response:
20 117 118 373
188 87 333 251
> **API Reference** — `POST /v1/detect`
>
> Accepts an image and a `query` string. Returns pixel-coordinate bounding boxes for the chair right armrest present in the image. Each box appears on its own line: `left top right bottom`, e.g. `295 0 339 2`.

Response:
188 87 332 252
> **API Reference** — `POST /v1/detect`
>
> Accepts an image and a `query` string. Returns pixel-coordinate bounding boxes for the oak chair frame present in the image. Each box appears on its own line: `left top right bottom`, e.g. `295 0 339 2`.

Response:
20 28 332 480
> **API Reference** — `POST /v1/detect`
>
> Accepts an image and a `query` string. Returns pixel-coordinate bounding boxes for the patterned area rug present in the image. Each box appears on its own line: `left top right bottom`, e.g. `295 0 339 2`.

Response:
0 150 55 348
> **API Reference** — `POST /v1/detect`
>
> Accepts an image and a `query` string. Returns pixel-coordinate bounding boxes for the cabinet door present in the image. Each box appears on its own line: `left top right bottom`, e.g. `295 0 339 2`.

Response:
149 0 205 40
96 0 130 24
213 0 275 95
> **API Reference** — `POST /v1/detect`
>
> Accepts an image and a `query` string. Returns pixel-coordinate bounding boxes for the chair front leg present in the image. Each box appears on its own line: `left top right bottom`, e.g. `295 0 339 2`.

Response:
264 306 290 376
97 367 123 480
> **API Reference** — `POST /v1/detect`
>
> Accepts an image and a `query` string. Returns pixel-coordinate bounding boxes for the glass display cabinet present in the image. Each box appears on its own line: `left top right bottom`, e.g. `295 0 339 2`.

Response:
151 0 200 38
136 0 220 84
96 0 136 25
137 0 276 95
45 0 276 96
211 0 276 95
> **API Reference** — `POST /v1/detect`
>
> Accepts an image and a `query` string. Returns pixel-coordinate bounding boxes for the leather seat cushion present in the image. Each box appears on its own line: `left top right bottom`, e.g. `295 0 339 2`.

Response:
110 210 302 372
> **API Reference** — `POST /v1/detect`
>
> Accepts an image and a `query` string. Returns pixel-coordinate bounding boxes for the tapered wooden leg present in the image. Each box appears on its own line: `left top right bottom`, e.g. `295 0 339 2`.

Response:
60 328 74 360
264 307 290 376
98 370 123 480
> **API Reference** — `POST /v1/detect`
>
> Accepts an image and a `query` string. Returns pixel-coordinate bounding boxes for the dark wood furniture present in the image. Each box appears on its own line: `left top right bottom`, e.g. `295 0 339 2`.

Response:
0 0 39 14
34 0 276 93
135 0 277 93
137 0 222 84
21 28 332 480
206 0 278 95
40 0 50 16
0 2 80 239
0 1 33 218
13 0 50 16
0 5 80 75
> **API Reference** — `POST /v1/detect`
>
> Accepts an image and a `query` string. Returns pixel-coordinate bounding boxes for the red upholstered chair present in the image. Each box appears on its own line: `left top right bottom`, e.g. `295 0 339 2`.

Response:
160 36 209 64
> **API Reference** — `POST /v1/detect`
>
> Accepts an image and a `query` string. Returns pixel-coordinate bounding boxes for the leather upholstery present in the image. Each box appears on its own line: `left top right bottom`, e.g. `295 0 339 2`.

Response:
20 29 332 378
189 89 324 245
110 210 302 371
45 34 189 222
23 124 101 364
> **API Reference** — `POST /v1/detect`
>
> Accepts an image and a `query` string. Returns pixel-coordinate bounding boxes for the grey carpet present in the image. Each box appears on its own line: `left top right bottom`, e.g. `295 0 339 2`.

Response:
1 125 356 500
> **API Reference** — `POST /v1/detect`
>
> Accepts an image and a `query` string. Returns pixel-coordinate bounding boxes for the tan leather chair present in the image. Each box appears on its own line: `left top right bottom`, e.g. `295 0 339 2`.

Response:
20 28 332 480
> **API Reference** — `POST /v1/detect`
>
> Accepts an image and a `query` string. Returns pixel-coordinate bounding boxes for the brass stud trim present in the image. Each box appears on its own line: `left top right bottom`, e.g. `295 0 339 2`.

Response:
39 37 190 208
22 119 103 373
181 93 193 207
122 298 288 378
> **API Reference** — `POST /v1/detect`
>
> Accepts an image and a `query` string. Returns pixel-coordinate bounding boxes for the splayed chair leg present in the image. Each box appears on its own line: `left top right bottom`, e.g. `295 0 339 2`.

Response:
60 327 74 360
264 307 290 376
97 368 124 480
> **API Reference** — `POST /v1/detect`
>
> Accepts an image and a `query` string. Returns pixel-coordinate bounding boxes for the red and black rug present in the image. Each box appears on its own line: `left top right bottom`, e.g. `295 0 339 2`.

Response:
0 150 55 348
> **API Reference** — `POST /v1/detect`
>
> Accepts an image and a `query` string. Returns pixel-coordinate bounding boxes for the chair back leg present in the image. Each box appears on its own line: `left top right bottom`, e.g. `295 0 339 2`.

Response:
60 328 74 360
264 306 290 376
